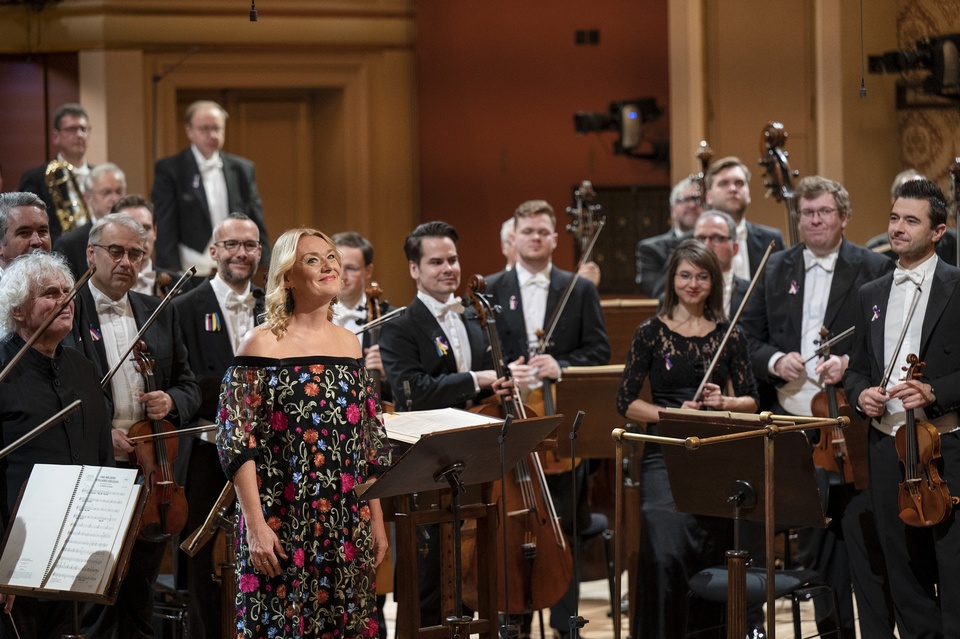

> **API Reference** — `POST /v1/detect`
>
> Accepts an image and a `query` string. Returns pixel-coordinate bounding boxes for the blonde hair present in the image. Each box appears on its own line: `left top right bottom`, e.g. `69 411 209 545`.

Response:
263 228 340 338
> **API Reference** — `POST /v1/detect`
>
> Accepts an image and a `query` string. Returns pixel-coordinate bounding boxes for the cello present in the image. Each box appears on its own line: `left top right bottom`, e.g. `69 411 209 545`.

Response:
758 121 801 246
461 274 573 615
130 340 189 542
810 326 869 489
895 354 954 527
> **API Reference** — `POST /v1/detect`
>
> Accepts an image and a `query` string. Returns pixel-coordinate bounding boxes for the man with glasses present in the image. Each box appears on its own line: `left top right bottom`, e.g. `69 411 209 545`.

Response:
740 175 893 639
53 163 127 278
152 100 270 273
693 210 748 317
636 176 702 298
19 103 94 243
69 213 200 639
111 194 183 298
173 213 263 639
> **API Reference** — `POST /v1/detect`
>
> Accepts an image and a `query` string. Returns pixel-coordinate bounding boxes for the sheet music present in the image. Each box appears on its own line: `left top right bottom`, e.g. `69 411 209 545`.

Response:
0 464 140 594
381 408 503 444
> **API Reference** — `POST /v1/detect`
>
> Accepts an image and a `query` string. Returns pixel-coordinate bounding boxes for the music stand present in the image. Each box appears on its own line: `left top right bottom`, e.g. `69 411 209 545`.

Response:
555 365 627 459
359 414 563 639
611 409 843 639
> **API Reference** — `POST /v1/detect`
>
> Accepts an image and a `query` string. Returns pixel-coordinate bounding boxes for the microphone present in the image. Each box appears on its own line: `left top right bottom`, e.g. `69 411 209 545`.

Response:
402 380 413 412
250 0 258 21
570 410 585 438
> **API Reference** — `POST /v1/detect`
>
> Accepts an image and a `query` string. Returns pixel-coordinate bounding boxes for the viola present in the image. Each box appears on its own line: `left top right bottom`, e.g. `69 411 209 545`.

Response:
460 274 573 614
809 326 869 489
365 282 387 404
758 121 801 246
130 340 189 542
895 354 953 527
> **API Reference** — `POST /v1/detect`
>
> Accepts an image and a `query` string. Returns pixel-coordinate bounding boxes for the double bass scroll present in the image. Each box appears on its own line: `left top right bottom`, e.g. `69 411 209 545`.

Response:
758 122 801 246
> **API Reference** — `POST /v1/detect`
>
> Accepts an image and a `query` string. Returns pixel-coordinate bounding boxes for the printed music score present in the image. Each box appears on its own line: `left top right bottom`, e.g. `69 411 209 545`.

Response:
0 464 141 596
381 408 503 444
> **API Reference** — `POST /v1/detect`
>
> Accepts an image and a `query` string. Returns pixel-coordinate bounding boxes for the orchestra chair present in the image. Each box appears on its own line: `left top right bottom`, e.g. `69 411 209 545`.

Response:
579 511 616 619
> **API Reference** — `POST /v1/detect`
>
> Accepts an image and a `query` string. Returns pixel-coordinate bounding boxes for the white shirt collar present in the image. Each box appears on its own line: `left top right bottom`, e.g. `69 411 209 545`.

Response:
514 261 552 287
190 144 221 167
417 290 459 317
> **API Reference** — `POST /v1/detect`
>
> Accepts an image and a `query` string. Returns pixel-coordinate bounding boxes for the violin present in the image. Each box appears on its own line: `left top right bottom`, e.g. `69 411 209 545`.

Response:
895 354 953 527
809 326 869 489
758 121 801 246
129 340 189 542
365 282 387 403
460 275 573 614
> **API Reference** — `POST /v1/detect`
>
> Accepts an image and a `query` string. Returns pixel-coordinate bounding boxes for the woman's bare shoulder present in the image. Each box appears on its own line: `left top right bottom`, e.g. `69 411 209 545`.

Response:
236 325 278 358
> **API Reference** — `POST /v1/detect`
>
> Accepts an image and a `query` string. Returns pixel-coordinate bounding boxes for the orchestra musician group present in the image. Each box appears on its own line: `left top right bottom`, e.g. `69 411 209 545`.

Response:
2 98 960 639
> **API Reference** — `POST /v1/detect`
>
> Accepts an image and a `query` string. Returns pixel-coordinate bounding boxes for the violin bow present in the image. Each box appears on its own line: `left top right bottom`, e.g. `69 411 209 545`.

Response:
0 264 96 386
101 266 197 389
692 240 776 403
879 283 923 392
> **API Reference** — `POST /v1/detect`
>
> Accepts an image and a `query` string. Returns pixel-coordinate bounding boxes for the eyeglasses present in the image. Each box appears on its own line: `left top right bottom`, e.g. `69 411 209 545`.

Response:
676 195 702 205
695 234 731 244
799 207 838 219
676 271 711 283
93 244 145 264
342 265 363 275
214 240 261 253
58 125 90 136
191 125 223 135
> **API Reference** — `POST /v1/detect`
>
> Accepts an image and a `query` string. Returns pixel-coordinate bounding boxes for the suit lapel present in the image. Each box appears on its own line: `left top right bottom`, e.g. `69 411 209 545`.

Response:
870 277 893 373
222 155 243 212
199 283 235 360
920 262 958 355
183 150 210 218
783 249 804 345
500 271 528 355
76 287 110 378
412 298 458 373
823 240 856 330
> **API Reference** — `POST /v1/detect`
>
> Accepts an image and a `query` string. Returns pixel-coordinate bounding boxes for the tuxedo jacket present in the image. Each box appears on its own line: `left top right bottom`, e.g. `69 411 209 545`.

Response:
740 238 895 383
70 286 201 425
730 275 750 319
483 267 610 369
379 296 493 411
844 259 960 422
151 148 270 270
743 221 786 276
635 229 689 298
173 280 264 422
52 220 93 279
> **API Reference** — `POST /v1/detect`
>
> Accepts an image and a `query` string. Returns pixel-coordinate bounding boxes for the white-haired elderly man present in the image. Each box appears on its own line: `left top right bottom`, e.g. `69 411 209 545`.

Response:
0 252 114 639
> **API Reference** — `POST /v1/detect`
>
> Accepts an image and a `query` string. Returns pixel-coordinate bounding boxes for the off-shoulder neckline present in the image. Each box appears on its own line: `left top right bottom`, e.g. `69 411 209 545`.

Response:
232 355 363 367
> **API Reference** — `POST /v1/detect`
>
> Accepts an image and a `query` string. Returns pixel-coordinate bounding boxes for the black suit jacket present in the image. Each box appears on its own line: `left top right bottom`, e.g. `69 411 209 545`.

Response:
635 229 689 298
744 221 786 276
70 286 201 425
379 296 492 411
740 238 895 383
172 280 264 422
729 275 750 318
52 220 92 279
483 267 610 369
151 148 270 270
844 259 960 422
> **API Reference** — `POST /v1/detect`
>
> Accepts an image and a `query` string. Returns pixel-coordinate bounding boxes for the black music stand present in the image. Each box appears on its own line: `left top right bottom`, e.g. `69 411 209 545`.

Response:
358 414 564 639
657 413 824 639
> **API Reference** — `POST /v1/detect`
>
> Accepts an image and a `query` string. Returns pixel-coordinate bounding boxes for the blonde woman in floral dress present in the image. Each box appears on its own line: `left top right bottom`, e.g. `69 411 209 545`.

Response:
217 228 391 638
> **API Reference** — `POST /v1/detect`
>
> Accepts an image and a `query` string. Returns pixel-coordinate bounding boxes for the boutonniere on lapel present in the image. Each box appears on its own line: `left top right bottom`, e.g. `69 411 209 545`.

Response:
788 280 800 295
509 295 518 311
205 313 222 332
434 335 450 358
192 174 201 189
871 305 881 321
88 324 102 342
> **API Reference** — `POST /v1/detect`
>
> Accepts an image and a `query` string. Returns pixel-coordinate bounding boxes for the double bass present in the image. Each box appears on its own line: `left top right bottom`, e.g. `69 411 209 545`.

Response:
895 354 954 527
758 121 801 246
461 275 573 614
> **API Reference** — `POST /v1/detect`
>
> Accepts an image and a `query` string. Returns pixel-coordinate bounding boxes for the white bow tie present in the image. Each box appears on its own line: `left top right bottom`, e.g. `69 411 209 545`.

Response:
894 267 924 287
225 291 256 313
436 299 464 318
199 156 223 173
96 297 128 316
524 273 550 289
336 304 367 323
803 249 837 273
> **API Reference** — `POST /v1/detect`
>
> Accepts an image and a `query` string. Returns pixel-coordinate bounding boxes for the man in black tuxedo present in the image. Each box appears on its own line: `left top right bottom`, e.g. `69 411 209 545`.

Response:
68 213 200 639
844 179 960 639
0 192 53 278
112 194 183 298
705 156 785 278
52 163 126 278
693 209 749 318
485 200 610 639
740 176 894 638
379 221 508 628
635 176 701 298
152 100 270 272
173 213 263 639
18 103 93 244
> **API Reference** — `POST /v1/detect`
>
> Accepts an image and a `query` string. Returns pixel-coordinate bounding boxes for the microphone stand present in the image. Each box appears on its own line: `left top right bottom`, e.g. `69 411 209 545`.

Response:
151 46 199 163
565 411 587 639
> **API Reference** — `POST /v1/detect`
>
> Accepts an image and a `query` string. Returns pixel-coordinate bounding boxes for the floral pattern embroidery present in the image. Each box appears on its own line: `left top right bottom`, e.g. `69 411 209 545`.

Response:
217 357 391 638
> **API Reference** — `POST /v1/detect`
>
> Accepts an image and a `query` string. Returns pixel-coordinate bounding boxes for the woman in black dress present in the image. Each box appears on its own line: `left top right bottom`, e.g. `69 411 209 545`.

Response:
617 239 758 638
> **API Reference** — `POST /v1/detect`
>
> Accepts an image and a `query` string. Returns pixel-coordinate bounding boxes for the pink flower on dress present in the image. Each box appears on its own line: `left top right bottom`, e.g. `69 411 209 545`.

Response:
343 541 356 561
346 403 361 424
293 548 305 567
363 618 379 638
284 482 296 501
271 411 287 432
365 397 378 417
239 573 259 593
341 473 355 493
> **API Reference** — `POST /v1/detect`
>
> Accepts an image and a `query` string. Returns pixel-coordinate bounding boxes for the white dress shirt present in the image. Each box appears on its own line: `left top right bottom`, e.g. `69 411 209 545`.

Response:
332 294 368 347
515 262 552 355
179 145 228 273
731 219 751 281
417 291 478 393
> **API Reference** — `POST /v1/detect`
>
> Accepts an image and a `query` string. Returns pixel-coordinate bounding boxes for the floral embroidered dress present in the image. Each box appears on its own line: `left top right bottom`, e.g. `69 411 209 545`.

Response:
217 356 391 639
